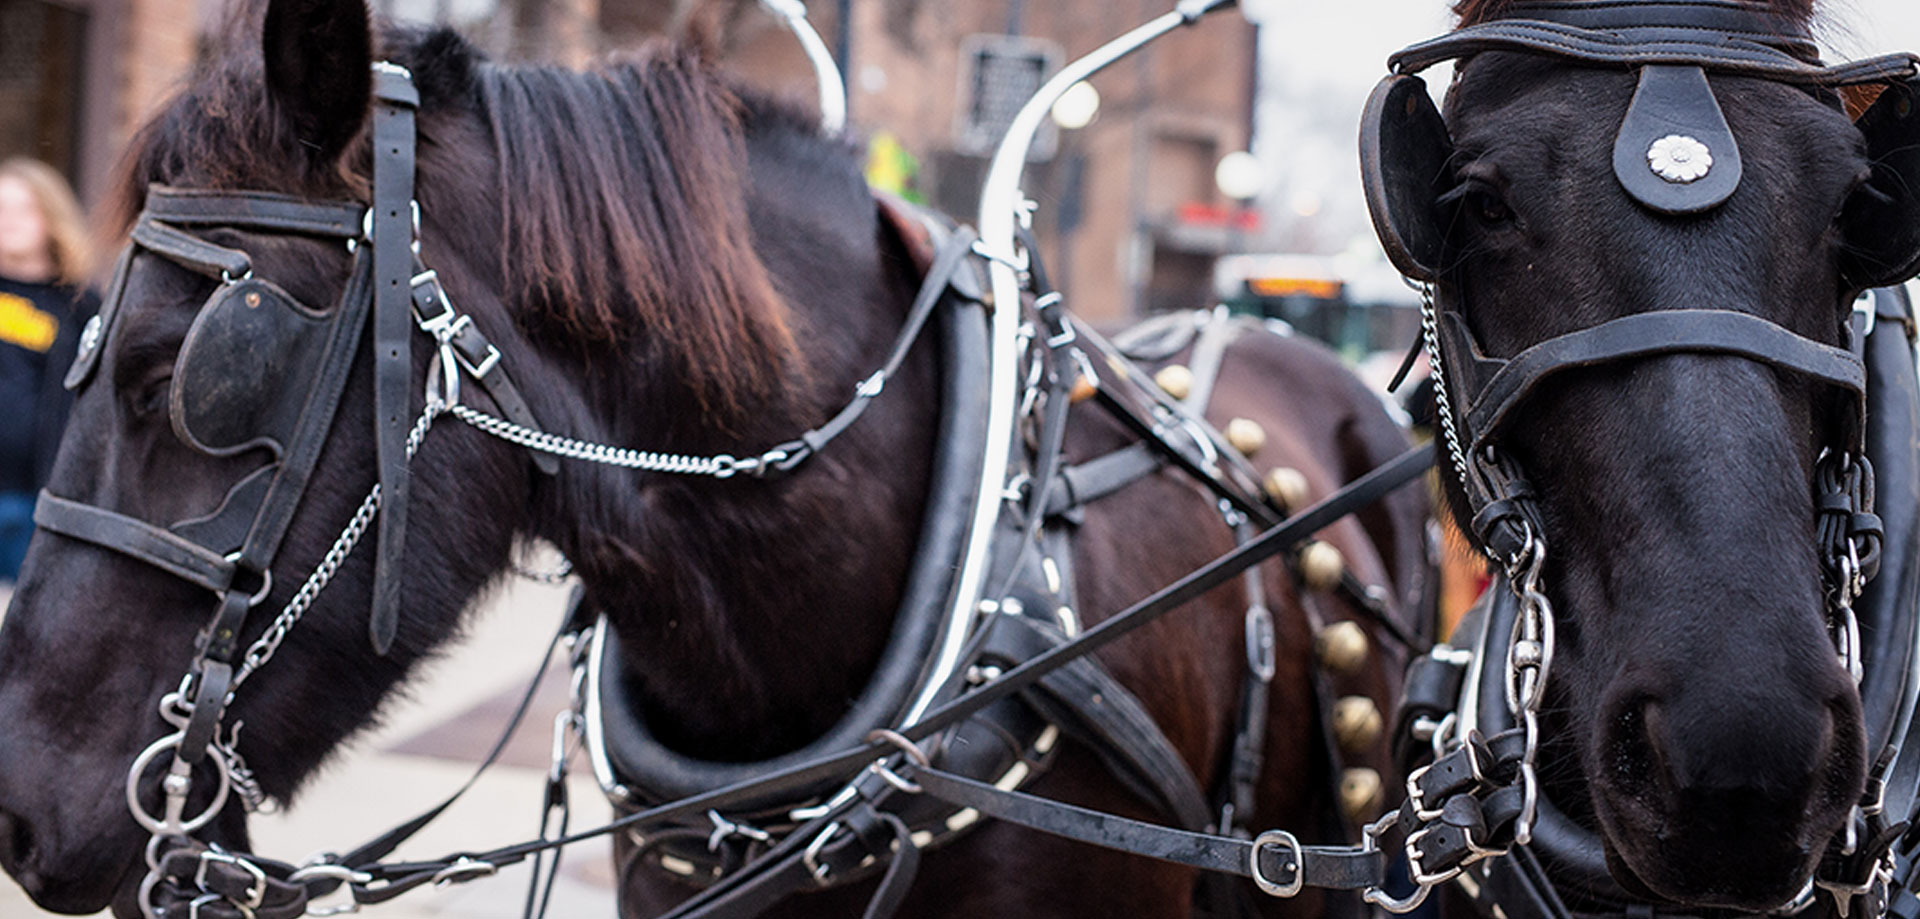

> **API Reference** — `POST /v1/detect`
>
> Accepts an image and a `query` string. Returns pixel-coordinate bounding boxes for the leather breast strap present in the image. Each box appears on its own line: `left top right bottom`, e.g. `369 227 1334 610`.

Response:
366 65 420 655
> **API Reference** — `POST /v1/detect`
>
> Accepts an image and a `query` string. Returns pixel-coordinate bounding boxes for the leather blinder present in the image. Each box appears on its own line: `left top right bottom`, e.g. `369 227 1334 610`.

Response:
1361 74 1455 282
171 278 333 459
1842 74 1920 290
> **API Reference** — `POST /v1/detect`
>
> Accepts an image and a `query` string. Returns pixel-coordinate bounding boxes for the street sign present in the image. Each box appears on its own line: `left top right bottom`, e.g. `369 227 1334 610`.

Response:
954 34 1063 161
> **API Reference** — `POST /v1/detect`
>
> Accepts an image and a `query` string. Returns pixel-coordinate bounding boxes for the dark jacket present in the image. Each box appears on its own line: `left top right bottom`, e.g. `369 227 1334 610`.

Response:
0 275 97 493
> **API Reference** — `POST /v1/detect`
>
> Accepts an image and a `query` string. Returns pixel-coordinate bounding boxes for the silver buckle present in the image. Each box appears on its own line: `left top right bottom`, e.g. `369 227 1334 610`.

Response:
1249 830 1305 897
195 850 267 910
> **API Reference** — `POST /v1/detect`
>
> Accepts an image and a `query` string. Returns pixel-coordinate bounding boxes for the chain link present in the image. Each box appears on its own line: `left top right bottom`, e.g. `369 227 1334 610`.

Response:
1418 282 1474 495
447 402 788 479
230 404 442 692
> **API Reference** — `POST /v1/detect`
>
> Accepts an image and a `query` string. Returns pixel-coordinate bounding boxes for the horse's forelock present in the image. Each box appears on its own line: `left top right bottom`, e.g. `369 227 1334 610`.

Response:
1452 0 1817 26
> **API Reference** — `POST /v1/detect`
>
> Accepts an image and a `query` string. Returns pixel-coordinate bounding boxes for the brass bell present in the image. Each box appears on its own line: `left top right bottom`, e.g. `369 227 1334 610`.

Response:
1070 375 1099 404
1298 540 1345 592
1263 466 1309 511
1315 621 1370 675
1225 418 1266 456
1153 364 1194 401
1340 767 1383 821
1332 695 1384 754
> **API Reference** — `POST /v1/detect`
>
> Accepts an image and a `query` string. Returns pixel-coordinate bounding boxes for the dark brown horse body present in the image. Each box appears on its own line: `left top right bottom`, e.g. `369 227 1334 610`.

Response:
0 2 1423 917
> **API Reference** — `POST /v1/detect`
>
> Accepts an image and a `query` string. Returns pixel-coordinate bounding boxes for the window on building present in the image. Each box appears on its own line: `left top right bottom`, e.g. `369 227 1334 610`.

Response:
0 1 89 182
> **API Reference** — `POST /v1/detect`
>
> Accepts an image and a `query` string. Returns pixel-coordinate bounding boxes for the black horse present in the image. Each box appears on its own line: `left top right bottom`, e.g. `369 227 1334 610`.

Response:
0 1 1424 917
1364 0 1920 912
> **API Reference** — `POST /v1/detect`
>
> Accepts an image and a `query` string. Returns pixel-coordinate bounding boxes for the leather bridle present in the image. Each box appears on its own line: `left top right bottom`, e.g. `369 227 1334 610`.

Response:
1359 1 1920 915
28 63 554 917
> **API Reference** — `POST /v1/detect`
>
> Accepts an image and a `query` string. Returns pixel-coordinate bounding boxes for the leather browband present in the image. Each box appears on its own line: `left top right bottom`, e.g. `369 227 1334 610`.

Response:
144 187 364 239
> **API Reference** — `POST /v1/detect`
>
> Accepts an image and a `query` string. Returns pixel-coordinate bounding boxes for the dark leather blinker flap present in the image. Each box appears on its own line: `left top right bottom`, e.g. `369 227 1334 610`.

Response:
1612 65 1744 215
1842 75 1920 290
170 278 333 458
1361 74 1454 282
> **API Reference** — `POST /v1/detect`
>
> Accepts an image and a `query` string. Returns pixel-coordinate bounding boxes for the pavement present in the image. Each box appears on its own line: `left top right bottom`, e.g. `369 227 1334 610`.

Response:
0 552 623 918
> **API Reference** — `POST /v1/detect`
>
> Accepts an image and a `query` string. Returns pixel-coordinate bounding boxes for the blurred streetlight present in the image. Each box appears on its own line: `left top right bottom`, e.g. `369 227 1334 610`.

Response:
1215 150 1265 202
1050 81 1101 130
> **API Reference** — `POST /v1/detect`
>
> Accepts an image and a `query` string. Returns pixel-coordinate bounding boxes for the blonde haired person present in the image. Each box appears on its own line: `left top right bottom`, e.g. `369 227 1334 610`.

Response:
0 158 98 580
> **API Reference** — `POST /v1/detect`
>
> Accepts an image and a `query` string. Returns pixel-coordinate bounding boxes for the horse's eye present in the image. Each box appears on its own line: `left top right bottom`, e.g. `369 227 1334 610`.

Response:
1438 180 1515 229
1469 190 1513 226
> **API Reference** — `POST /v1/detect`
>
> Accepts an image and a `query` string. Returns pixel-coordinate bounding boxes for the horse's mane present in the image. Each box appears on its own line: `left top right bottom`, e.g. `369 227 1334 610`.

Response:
106 16 797 421
1453 0 1816 25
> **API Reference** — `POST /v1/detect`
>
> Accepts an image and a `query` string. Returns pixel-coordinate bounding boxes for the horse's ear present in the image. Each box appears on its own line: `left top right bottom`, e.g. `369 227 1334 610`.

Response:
263 0 373 165
1840 75 1920 291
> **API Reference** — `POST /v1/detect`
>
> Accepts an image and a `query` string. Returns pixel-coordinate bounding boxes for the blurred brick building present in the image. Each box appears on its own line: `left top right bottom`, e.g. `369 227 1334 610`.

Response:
2 0 1255 318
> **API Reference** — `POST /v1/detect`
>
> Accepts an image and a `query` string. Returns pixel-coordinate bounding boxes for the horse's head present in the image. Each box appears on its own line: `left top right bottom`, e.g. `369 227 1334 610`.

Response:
1365 0 1920 909
0 3 534 912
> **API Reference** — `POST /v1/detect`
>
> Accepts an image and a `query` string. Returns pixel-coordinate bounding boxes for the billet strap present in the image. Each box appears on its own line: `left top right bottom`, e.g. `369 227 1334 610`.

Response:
906 765 1386 894
369 63 421 656
145 186 364 238
1451 308 1865 455
34 491 237 593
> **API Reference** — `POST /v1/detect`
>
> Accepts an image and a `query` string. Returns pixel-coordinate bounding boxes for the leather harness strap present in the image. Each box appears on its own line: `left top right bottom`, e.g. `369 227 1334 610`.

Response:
1448 308 1867 456
34 492 237 593
907 765 1386 894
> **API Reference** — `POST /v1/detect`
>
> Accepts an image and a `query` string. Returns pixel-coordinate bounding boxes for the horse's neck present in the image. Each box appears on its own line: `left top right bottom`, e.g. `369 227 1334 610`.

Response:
554 121 937 761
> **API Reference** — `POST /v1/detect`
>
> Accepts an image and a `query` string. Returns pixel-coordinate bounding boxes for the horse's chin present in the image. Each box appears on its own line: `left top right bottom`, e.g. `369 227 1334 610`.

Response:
9 849 141 917
1596 803 1819 912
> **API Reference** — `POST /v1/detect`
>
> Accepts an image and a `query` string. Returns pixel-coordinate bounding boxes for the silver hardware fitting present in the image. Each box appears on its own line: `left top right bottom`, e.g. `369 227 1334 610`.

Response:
432 857 497 887
706 810 775 852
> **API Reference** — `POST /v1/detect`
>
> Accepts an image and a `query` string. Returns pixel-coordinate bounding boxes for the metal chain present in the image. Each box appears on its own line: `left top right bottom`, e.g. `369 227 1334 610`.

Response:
1418 282 1474 495
229 403 443 692
447 402 790 479
511 555 575 584
1361 524 1555 913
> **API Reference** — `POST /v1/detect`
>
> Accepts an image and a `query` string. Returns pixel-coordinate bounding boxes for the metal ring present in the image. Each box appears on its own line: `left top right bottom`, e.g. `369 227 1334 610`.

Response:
188 892 254 919
1249 830 1305 898
125 733 232 836
865 729 932 768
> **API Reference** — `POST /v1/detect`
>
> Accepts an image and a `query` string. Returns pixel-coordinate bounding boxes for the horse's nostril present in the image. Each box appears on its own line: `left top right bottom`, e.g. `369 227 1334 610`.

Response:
1605 694 1661 788
0 806 32 879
